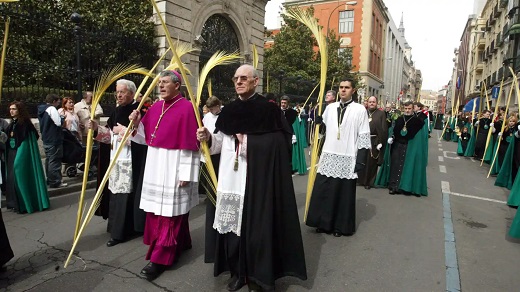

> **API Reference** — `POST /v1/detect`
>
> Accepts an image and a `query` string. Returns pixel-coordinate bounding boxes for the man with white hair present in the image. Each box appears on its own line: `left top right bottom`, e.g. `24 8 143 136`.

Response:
88 79 148 248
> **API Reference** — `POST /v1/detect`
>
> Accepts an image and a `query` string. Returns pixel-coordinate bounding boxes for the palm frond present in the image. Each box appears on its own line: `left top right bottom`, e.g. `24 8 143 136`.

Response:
0 17 10 102
252 44 259 69
0 0 19 2
208 78 213 97
285 7 328 221
196 51 241 106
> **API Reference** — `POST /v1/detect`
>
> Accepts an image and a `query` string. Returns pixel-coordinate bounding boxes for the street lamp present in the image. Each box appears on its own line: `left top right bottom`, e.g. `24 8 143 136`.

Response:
71 12 82 103
326 1 357 38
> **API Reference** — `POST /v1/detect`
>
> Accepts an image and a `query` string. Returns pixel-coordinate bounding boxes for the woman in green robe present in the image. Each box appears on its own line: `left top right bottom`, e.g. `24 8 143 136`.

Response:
5 101 49 214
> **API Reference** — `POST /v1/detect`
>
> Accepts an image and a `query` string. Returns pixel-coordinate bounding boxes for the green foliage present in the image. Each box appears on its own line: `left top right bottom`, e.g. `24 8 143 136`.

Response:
0 0 156 101
264 6 360 98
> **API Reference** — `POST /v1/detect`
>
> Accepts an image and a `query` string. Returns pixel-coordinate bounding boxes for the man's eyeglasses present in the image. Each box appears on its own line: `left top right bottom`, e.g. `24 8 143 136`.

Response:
232 76 254 83
9 108 17 110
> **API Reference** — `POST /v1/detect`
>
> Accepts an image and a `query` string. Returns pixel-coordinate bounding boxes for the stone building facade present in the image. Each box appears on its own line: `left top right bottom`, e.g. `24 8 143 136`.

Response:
155 0 269 99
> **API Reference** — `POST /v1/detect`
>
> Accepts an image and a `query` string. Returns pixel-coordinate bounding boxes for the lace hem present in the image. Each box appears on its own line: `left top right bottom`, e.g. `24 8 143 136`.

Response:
318 152 357 179
357 132 372 149
108 160 133 193
213 191 244 236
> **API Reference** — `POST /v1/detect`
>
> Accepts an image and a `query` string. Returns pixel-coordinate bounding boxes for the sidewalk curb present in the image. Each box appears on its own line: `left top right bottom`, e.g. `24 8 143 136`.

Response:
1 181 96 207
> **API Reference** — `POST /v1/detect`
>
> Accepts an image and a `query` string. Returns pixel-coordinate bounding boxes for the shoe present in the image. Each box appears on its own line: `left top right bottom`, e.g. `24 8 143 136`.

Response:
140 262 166 281
315 228 330 234
248 281 264 292
389 190 396 195
333 232 342 237
106 238 123 247
50 182 68 188
227 275 247 291
364 186 371 190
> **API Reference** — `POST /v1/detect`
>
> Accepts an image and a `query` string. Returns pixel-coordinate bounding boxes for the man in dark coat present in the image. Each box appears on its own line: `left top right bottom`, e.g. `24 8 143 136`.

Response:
197 64 307 291
358 96 388 189
89 79 147 247
0 210 14 270
474 110 492 159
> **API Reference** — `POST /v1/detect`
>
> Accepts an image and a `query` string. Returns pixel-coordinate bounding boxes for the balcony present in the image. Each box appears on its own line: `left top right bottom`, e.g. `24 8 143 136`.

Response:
508 23 520 37
478 37 486 49
475 63 484 73
494 4 501 17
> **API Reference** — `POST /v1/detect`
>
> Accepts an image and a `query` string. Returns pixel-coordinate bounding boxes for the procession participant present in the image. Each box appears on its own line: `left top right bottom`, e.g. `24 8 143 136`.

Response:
88 80 148 247
5 101 49 213
0 129 13 270
457 126 471 156
387 101 427 196
358 96 387 189
201 96 221 264
474 110 492 159
128 70 200 281
494 116 518 188
197 64 307 291
306 77 371 237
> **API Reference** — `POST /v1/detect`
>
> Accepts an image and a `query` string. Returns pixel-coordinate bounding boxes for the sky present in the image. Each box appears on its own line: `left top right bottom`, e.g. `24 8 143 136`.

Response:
265 0 475 91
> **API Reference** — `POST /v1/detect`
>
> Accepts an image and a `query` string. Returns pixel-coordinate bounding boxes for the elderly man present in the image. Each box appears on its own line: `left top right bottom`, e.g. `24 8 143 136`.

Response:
197 64 307 291
88 80 147 247
74 91 104 143
358 96 388 189
129 70 200 281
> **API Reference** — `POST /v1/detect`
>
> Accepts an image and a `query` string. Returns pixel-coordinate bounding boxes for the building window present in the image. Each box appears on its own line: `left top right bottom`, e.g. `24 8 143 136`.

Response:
339 10 354 33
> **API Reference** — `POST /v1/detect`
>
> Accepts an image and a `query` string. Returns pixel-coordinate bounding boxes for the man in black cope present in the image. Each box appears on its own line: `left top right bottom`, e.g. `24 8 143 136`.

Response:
474 110 492 159
89 79 147 247
197 65 307 292
358 96 388 189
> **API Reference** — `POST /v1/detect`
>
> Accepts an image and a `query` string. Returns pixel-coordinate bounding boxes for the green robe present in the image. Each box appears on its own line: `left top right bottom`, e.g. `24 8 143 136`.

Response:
508 210 520 238
292 118 308 175
489 139 501 175
464 126 477 157
482 135 496 164
399 125 428 196
6 132 49 213
450 119 458 142
375 125 393 188
495 137 514 189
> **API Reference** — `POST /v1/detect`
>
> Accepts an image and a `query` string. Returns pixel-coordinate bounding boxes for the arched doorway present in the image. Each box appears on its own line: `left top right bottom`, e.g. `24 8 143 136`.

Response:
199 14 240 103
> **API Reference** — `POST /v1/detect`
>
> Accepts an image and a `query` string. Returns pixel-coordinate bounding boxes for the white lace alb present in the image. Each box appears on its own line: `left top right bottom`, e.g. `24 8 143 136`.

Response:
357 132 372 149
318 152 357 179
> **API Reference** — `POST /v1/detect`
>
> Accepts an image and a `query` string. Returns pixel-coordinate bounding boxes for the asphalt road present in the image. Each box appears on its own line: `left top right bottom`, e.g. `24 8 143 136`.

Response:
1 129 519 291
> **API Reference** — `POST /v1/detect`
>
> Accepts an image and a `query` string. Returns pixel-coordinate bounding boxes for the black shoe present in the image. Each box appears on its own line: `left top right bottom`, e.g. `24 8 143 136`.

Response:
333 232 342 237
227 275 246 291
106 238 123 247
315 228 331 234
389 190 396 195
140 262 166 281
364 185 371 190
248 281 264 292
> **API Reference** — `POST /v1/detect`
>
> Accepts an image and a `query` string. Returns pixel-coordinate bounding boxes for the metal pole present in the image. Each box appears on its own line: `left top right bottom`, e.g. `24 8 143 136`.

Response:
71 13 82 102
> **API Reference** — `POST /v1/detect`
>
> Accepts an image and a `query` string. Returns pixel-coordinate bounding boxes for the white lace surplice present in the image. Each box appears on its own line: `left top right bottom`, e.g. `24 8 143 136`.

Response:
318 102 371 179
210 133 248 236
101 129 132 194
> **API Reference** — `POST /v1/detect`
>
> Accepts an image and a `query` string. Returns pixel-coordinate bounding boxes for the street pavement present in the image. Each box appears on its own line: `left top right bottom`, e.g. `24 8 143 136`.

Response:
1 129 519 291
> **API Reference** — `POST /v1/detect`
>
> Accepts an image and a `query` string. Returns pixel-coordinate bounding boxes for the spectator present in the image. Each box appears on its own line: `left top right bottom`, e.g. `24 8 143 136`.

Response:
38 94 67 188
0 118 8 192
74 91 104 143
59 97 81 140
5 101 49 213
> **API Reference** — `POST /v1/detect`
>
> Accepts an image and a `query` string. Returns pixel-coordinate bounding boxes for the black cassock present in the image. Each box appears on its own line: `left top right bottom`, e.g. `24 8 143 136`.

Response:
0 209 14 267
358 109 388 187
474 118 491 159
212 94 307 290
94 101 148 240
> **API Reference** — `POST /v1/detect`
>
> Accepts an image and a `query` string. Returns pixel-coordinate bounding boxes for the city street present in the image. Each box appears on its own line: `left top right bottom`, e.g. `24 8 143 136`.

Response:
1 129 519 292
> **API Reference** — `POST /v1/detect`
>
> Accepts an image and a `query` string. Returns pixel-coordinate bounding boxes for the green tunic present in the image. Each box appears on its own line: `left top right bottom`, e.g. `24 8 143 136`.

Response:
464 126 477 157
399 125 428 196
495 137 514 189
6 132 49 213
375 125 393 188
509 210 520 238
292 118 308 175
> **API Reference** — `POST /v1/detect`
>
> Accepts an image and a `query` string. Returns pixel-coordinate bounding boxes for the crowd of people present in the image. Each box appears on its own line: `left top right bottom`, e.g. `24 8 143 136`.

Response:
18 64 520 290
442 106 520 240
